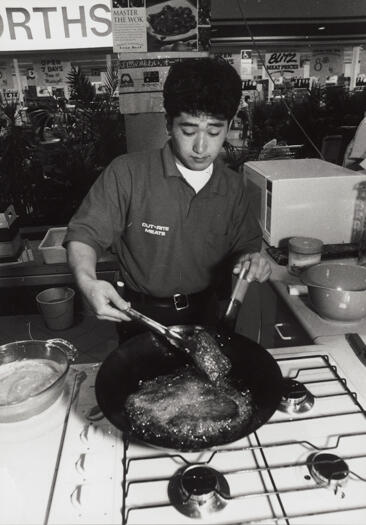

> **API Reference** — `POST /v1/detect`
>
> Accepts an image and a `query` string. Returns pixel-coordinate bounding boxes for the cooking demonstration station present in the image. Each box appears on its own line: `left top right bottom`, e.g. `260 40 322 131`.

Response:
2 194 366 524
1 0 366 523
1 331 366 524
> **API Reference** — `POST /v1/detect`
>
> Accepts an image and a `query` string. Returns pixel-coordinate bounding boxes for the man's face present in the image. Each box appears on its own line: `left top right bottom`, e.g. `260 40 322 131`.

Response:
167 112 229 171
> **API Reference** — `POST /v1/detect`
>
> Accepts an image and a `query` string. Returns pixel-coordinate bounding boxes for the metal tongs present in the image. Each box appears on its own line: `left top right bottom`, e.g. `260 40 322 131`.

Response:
119 267 250 382
124 306 189 351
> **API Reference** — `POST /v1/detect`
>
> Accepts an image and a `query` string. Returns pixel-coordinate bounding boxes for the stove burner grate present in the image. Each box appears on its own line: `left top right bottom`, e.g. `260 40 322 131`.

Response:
121 355 366 524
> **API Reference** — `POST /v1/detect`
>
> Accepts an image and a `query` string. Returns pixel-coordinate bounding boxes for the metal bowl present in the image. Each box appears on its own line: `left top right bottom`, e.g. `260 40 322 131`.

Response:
0 339 77 422
301 263 366 322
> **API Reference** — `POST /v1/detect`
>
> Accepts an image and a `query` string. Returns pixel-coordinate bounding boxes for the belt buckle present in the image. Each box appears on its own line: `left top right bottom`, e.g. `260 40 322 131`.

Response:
173 293 189 311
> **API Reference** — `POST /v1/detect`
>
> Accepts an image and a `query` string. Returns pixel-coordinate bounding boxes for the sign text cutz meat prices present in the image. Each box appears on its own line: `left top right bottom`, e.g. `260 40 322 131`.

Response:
265 52 300 73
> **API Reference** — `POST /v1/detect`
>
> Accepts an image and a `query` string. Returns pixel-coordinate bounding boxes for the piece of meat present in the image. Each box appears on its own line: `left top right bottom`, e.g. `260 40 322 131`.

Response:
187 330 232 384
125 367 253 450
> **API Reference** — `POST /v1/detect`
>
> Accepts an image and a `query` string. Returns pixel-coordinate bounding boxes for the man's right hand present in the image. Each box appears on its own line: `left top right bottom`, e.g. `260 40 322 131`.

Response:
67 240 131 322
81 278 132 322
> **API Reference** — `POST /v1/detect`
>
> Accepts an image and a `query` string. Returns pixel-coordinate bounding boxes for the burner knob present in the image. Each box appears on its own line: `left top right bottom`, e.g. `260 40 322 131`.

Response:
70 482 114 515
279 378 314 414
79 423 114 446
75 453 115 479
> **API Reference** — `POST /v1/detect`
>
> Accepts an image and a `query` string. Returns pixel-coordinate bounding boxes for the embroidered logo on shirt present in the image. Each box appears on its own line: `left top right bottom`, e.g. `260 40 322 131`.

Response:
142 222 170 236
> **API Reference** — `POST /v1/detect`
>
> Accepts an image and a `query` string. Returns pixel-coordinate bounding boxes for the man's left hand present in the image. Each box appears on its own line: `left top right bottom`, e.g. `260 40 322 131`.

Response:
233 252 272 283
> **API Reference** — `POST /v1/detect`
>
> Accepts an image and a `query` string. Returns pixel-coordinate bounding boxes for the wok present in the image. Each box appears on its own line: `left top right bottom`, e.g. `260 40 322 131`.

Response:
95 325 283 451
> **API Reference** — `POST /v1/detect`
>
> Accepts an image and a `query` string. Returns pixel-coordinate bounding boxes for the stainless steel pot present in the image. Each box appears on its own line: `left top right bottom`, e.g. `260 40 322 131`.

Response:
0 338 77 423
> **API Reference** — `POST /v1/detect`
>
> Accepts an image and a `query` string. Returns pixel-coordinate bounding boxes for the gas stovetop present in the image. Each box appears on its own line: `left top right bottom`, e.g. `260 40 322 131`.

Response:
1 340 366 525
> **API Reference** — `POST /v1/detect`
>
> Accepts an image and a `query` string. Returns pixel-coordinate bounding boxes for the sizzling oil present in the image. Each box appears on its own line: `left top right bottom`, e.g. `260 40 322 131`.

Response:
125 366 253 450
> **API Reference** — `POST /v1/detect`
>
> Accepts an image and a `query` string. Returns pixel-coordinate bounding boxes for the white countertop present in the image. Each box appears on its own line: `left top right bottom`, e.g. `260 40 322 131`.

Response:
265 248 366 341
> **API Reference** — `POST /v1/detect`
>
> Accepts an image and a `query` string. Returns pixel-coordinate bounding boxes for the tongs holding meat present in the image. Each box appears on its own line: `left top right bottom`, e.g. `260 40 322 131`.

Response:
122 265 250 384
124 306 231 384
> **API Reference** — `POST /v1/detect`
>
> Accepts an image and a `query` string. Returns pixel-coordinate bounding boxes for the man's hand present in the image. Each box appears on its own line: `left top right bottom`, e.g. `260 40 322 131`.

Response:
233 252 272 283
67 240 132 322
80 278 131 322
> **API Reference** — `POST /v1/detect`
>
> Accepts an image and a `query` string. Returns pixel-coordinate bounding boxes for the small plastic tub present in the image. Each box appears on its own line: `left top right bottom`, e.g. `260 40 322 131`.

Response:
288 237 323 276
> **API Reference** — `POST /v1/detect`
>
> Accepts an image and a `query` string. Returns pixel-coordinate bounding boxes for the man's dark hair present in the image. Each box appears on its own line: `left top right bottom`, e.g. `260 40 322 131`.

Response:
163 57 242 122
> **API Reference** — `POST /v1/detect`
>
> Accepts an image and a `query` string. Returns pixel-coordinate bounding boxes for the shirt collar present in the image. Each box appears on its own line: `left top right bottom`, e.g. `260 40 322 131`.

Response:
161 141 228 196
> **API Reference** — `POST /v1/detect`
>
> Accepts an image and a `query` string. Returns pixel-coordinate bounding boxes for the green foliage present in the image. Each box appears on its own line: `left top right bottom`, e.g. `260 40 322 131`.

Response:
250 85 366 157
0 66 126 226
67 65 95 105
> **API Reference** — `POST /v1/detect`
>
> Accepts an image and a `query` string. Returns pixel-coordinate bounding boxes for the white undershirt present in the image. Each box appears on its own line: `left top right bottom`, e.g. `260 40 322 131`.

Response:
175 159 213 193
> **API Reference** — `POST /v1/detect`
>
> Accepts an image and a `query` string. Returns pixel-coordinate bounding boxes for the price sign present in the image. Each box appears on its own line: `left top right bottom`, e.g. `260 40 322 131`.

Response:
292 78 310 88
356 76 366 86
310 48 344 82
265 52 300 73
242 80 257 90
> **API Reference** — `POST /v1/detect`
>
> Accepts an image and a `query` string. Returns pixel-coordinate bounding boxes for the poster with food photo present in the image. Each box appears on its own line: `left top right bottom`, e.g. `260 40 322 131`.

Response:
111 0 148 53
146 0 198 52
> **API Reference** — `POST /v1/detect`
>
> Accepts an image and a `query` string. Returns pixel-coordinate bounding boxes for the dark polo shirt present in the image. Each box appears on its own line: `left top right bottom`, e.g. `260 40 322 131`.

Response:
65 141 262 297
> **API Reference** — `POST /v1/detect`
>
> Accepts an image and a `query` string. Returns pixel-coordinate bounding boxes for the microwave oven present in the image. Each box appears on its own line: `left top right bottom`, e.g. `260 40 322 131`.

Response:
243 158 366 247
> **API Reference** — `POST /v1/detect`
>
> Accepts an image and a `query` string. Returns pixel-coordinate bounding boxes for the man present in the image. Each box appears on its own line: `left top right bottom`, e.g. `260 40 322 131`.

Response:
237 95 251 145
65 57 271 339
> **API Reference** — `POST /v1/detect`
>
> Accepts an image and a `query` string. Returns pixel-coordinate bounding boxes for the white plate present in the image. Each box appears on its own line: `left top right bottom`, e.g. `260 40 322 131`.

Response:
147 0 197 42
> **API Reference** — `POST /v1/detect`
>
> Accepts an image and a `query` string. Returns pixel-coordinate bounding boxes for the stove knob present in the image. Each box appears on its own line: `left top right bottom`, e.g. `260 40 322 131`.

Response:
79 423 113 446
75 453 114 479
70 482 114 514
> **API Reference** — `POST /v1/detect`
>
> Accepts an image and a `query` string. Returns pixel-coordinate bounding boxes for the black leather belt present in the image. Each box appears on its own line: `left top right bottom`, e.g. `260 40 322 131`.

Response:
124 287 211 311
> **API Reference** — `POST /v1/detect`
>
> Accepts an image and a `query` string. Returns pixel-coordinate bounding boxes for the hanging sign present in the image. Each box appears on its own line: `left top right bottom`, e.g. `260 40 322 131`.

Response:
111 0 208 54
213 53 241 75
242 79 257 90
146 0 201 53
118 51 207 113
111 0 147 53
34 59 71 86
0 0 112 52
309 48 344 83
240 50 252 79
292 77 310 89
118 55 172 113
265 52 300 73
